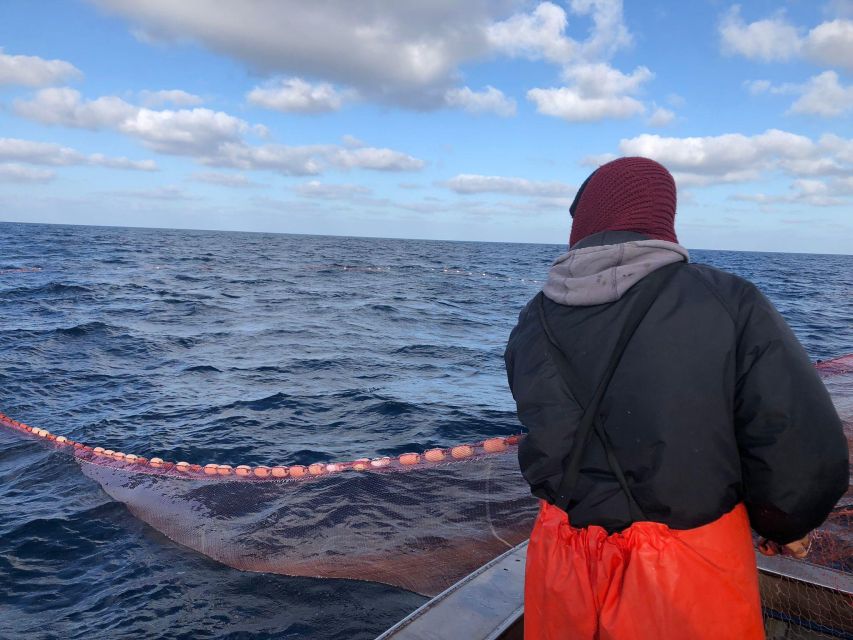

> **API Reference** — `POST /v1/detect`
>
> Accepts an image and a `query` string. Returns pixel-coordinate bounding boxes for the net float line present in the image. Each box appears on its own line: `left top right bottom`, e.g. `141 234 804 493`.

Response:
0 410 522 482
0 267 42 274
816 354 853 377
1 353 847 482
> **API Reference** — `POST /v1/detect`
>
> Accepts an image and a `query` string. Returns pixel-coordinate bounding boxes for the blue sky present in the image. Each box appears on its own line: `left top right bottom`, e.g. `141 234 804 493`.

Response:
1 0 851 253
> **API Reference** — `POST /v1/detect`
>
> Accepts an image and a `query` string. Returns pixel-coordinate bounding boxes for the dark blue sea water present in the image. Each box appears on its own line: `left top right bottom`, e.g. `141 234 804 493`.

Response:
0 222 850 639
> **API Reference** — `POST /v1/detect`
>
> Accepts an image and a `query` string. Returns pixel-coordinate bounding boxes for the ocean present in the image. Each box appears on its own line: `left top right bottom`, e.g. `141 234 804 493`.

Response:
0 222 850 639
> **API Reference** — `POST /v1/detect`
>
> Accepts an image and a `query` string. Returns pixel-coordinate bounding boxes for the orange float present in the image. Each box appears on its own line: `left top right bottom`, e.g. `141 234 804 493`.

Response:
483 437 507 453
451 445 474 459
399 453 420 465
425 448 445 462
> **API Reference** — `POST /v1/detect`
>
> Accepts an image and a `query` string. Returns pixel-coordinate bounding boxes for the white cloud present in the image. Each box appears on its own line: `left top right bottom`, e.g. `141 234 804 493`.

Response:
247 78 348 113
788 71 853 117
0 163 55 183
442 174 576 197
120 107 249 155
91 0 500 107
204 141 425 176
330 147 426 172
15 87 424 175
0 48 82 86
719 6 802 62
107 185 193 200
487 2 576 64
730 177 852 207
744 79 773 95
647 106 675 127
747 72 853 118
16 88 253 156
531 63 652 121
207 142 325 175
527 85 645 121
15 88 137 129
444 86 516 116
0 137 157 171
562 63 651 97
720 7 853 71
191 171 261 188
139 89 204 107
295 181 371 198
488 0 632 64
569 0 633 60
803 19 853 71
494 2 653 124
598 130 853 203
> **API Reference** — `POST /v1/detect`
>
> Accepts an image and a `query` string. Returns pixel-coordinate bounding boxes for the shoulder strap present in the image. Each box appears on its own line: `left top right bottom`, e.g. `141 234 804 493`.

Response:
536 263 681 517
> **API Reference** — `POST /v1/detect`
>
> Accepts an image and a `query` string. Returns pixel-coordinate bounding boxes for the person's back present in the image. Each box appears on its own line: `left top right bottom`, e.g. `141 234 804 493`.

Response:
504 157 848 640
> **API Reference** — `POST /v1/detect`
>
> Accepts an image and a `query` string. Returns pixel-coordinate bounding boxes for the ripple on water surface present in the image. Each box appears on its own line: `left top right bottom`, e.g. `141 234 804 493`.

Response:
0 222 850 638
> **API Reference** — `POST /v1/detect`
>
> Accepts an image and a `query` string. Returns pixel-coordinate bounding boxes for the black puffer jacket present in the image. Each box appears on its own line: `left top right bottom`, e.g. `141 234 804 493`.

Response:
505 232 848 544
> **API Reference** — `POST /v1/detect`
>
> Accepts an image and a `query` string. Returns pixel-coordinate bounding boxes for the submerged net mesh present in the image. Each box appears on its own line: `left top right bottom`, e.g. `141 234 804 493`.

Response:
1 354 850 633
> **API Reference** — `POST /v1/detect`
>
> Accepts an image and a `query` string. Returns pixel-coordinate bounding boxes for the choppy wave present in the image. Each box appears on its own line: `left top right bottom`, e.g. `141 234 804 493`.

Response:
0 222 850 639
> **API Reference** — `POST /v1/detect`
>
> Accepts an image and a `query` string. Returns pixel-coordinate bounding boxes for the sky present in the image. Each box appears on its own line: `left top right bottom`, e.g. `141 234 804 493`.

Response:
0 0 851 254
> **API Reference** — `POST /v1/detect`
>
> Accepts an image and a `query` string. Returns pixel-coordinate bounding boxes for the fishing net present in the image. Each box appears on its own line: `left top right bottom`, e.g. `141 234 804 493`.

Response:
1 355 850 634
756 355 853 639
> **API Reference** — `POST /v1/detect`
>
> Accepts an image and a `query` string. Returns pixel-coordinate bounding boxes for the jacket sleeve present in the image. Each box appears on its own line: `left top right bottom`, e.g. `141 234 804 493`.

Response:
734 282 849 544
505 301 583 503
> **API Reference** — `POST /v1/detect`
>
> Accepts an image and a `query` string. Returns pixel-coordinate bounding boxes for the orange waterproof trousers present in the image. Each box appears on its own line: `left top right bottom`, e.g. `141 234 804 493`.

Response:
525 501 764 639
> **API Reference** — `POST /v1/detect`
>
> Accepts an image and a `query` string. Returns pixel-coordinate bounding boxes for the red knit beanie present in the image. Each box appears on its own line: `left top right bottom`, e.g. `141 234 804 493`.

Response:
569 157 678 246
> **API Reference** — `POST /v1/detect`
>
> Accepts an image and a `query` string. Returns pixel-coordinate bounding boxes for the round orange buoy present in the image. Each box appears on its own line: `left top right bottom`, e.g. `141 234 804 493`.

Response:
113 452 126 461
483 438 507 453
253 465 270 478
217 464 232 476
150 457 164 468
94 447 105 455
352 458 370 471
37 430 49 438
271 466 289 478
175 461 191 472
56 436 68 444
289 465 307 478
104 449 115 456
124 454 137 462
399 453 420 465
371 457 391 468
203 463 219 475
451 445 474 459
425 448 445 462
326 463 342 473
308 463 325 476
235 465 252 477
505 435 521 445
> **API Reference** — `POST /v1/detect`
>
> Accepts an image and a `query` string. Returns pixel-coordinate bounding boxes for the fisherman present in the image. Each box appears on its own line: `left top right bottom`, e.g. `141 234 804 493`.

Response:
504 157 848 639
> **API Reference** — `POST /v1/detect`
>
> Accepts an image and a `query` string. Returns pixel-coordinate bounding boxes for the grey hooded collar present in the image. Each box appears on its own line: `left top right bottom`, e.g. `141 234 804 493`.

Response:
543 235 689 306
